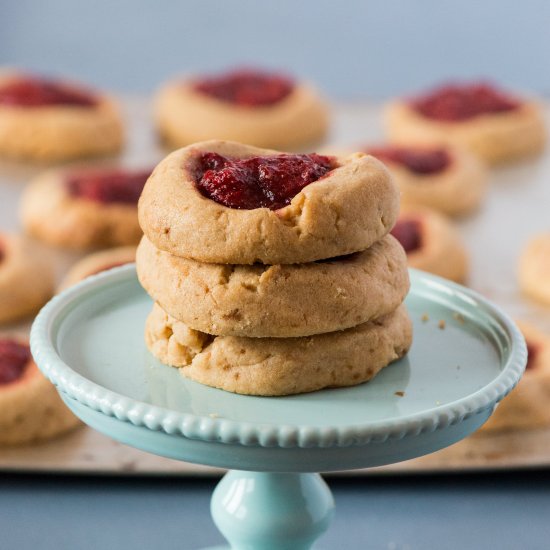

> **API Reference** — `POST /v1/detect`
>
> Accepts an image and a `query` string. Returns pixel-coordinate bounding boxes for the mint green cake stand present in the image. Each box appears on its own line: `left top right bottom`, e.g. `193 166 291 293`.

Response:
30 266 525 550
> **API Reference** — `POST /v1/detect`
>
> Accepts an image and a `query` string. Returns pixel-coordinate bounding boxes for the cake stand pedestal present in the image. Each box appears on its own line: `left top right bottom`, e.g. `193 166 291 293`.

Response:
31 267 526 550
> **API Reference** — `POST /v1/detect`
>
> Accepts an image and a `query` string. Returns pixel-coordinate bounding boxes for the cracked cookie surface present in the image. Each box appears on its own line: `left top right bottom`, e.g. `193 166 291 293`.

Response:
137 234 409 337
145 302 412 396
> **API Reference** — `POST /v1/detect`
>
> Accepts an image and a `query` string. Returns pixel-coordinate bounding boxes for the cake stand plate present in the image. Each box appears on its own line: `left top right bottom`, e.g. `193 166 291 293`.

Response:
31 266 525 550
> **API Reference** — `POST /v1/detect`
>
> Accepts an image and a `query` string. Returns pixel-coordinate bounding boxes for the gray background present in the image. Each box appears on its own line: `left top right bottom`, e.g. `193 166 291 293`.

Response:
1 0 549 99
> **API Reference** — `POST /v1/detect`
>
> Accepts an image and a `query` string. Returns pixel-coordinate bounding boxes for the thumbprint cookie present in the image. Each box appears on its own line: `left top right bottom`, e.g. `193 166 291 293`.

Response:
155 67 328 151
385 82 545 164
0 70 123 161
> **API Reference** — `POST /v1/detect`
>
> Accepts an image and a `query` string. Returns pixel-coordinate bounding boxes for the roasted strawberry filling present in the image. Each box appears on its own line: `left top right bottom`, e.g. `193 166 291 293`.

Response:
194 152 335 210
410 83 520 122
192 69 294 107
391 218 422 254
0 339 31 385
0 76 98 107
368 146 451 175
67 168 151 204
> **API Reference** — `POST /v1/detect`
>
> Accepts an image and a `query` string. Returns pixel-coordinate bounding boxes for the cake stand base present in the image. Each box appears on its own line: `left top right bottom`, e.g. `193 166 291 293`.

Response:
209 471 334 550
30 266 526 550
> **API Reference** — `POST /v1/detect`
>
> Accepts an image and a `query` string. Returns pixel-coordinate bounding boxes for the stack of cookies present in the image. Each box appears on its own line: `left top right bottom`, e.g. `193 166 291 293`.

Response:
137 140 412 396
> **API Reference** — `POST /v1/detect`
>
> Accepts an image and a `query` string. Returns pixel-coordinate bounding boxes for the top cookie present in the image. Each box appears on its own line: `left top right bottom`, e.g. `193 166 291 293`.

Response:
138 140 400 264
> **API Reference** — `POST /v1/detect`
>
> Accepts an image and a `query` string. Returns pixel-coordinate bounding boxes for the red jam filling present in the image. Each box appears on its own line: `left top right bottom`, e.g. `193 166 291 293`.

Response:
525 341 540 370
67 168 151 205
367 146 451 175
0 240 4 265
390 218 422 254
0 76 98 107
194 152 335 210
192 69 294 107
410 83 520 122
0 339 31 385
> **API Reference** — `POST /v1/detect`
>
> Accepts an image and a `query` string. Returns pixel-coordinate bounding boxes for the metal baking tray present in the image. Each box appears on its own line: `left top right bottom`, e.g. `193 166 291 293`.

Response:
1 98 549 475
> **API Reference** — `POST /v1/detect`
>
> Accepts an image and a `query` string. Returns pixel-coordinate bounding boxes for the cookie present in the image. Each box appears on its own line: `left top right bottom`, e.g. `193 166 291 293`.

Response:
155 68 328 151
364 143 488 217
138 140 399 264
384 82 546 165
518 233 550 306
0 337 80 445
137 234 409 337
60 246 136 290
480 321 550 432
0 233 54 324
21 166 151 249
390 207 468 283
0 71 124 162
145 303 412 396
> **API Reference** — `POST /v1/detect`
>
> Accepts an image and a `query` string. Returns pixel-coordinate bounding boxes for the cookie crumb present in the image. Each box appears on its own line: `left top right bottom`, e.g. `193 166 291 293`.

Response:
436 400 441 405
453 312 465 324
438 319 446 330
394 391 405 397
208 413 219 419
421 313 430 322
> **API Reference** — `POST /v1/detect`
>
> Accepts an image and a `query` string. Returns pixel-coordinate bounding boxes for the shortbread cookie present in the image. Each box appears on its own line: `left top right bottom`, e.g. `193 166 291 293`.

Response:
518 233 550 306
0 71 123 161
137 234 409 337
481 321 550 432
365 144 488 217
0 337 80 445
145 303 412 396
155 68 328 151
60 246 136 290
385 82 546 165
21 166 151 249
139 140 399 264
0 233 54 324
390 207 468 283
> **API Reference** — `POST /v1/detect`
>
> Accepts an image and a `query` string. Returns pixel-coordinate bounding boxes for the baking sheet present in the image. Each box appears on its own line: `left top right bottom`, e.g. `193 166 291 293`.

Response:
2 419 550 476
1 98 549 475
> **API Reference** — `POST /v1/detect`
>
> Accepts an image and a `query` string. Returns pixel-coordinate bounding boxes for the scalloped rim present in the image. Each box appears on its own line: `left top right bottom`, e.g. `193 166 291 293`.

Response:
30 265 526 449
